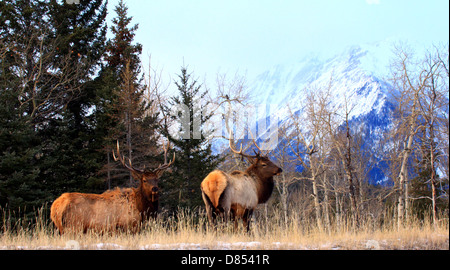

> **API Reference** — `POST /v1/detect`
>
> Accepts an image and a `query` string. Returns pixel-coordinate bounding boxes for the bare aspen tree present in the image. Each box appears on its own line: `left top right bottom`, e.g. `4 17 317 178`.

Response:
144 55 170 119
315 91 337 233
210 72 251 170
415 45 449 226
332 169 345 231
388 44 446 228
329 132 356 229
343 96 360 227
389 45 421 227
288 102 322 230
351 123 376 214
275 126 299 227
7 27 86 125
287 82 335 232
322 92 361 228
307 77 363 228
434 45 449 205
321 170 332 234
319 87 347 231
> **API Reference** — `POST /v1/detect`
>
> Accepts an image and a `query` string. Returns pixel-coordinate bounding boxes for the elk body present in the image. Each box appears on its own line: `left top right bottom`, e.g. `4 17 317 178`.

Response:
201 140 282 232
50 142 174 233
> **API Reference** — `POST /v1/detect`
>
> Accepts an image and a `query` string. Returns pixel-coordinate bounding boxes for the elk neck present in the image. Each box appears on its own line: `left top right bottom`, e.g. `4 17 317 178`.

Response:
134 185 158 220
245 165 274 204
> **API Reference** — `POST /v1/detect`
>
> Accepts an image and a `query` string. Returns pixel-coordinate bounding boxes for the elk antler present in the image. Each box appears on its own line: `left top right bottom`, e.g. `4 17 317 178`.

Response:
248 130 263 157
153 141 175 173
112 141 144 174
228 132 260 159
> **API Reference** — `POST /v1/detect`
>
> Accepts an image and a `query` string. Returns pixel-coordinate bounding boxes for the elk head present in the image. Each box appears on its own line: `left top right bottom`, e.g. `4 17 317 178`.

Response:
229 139 282 179
112 141 175 202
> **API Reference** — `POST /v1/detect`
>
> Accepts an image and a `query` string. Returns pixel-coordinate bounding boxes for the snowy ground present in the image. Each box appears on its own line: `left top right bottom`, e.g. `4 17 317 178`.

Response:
1 239 435 250
1 241 303 250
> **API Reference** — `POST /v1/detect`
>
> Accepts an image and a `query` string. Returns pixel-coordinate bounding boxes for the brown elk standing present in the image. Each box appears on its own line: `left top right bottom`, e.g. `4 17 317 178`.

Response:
50 141 175 234
201 140 282 232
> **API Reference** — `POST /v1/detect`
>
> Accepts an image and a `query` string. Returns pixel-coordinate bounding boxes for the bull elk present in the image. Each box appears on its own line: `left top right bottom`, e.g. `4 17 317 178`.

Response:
200 139 282 232
50 141 175 233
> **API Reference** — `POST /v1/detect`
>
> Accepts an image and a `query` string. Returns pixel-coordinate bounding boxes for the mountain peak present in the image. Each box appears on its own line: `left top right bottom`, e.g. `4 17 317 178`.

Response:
248 41 395 120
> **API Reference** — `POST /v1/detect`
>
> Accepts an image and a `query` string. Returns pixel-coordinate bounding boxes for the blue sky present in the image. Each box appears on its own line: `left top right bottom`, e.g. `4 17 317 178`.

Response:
106 0 449 85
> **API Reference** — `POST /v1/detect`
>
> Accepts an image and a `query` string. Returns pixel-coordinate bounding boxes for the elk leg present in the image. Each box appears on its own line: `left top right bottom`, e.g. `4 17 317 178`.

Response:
230 208 238 231
222 206 230 224
243 209 254 233
202 192 216 228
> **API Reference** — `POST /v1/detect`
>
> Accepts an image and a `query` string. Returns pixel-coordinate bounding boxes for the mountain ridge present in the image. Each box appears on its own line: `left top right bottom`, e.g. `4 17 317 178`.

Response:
232 41 399 184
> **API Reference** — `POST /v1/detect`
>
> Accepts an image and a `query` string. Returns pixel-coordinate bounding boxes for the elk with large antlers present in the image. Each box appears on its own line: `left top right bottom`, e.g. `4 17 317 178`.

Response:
200 139 282 232
50 141 175 233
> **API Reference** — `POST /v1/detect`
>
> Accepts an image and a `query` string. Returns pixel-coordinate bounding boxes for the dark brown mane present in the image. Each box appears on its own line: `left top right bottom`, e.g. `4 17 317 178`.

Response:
135 184 158 220
246 164 275 204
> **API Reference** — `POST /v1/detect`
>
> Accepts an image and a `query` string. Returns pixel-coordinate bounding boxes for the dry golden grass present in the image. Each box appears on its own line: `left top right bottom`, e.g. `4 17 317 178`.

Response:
1 207 448 250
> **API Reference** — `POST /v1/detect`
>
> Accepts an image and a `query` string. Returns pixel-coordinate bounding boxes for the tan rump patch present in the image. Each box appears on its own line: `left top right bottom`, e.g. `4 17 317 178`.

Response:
201 170 228 208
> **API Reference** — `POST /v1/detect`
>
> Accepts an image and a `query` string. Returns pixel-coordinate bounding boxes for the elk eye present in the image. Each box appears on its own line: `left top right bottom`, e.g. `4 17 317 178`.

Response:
262 163 267 167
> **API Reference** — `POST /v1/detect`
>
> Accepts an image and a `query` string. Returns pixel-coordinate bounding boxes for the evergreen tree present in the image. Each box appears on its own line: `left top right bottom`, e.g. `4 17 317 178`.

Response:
98 0 158 188
48 0 107 125
0 0 108 222
105 0 142 80
39 0 108 194
0 63 44 215
0 0 54 218
160 66 222 211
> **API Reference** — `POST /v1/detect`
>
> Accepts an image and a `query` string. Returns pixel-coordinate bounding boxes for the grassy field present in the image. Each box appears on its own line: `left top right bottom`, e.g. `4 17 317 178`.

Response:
1 207 448 250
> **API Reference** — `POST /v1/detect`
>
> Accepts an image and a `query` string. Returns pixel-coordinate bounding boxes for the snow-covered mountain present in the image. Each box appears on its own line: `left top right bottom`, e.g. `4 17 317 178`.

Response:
241 41 400 184
210 40 446 184
249 41 395 121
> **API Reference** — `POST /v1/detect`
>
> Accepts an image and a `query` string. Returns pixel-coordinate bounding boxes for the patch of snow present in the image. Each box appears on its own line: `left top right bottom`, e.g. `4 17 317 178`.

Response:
95 242 125 250
365 240 381 250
